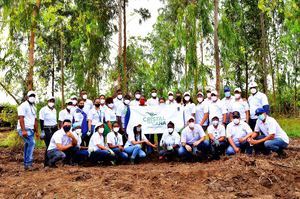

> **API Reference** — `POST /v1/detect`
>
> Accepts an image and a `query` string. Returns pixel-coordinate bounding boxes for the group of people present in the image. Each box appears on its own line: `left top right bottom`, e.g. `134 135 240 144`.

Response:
17 82 289 170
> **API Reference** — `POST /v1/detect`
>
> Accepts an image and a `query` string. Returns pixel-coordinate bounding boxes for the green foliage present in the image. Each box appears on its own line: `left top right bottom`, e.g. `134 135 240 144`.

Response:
277 118 300 138
0 103 18 127
0 131 45 149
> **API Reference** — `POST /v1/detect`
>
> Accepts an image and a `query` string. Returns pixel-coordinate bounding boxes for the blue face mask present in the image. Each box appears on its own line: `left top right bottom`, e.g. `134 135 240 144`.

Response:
225 91 231 97
258 114 265 121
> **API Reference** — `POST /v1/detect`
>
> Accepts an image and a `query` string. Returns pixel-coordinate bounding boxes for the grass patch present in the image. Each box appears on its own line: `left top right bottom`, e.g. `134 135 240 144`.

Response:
277 118 300 138
0 131 45 149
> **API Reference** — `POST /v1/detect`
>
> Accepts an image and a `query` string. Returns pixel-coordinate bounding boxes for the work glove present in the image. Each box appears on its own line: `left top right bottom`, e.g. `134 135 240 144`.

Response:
87 130 91 136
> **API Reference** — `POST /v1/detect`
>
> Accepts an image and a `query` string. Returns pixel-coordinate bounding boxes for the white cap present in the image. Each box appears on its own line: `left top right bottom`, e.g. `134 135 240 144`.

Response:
187 116 195 122
47 96 55 101
211 115 219 120
183 91 190 96
70 95 77 99
234 88 242 93
94 122 104 133
205 86 213 92
197 91 204 96
66 99 72 104
249 82 258 88
211 90 218 95
168 91 174 95
27 90 36 97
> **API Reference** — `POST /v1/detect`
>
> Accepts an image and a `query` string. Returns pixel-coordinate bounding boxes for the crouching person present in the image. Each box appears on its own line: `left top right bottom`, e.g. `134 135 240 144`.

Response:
107 122 128 163
248 108 289 157
72 122 89 164
207 116 227 160
88 122 115 164
178 116 210 161
159 121 180 161
47 119 78 167
226 111 253 156
124 124 156 164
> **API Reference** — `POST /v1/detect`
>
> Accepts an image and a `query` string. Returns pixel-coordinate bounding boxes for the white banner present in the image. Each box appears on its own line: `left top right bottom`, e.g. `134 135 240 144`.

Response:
126 105 184 135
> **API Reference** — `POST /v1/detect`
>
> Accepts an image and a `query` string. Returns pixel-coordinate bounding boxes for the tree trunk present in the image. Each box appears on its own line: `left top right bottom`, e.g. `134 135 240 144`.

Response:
245 53 249 97
26 0 41 91
60 36 65 108
214 0 220 93
0 82 20 105
260 12 268 94
117 0 122 89
122 0 127 93
52 47 55 96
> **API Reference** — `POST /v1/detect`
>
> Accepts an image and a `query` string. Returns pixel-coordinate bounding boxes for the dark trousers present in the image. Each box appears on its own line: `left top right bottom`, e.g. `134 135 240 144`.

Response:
82 134 91 147
44 126 58 166
249 119 257 131
210 140 228 159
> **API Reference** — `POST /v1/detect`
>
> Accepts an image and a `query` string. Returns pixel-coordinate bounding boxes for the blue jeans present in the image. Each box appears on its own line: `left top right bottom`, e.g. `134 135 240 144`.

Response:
210 140 227 157
178 140 210 159
111 148 128 161
124 145 146 160
18 129 35 167
74 149 89 164
264 138 288 153
226 141 252 155
90 149 114 163
47 149 66 166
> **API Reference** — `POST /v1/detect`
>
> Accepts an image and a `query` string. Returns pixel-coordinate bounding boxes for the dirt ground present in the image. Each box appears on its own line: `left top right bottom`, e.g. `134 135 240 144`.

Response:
0 139 300 199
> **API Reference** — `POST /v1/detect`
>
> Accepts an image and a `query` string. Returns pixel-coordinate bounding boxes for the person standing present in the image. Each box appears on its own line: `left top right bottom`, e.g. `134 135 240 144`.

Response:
166 91 175 105
58 99 74 128
147 88 159 106
73 99 89 146
130 90 142 106
221 86 234 127
195 91 209 131
88 98 104 135
229 88 249 123
248 81 269 130
80 90 93 115
182 91 196 125
17 91 39 170
39 96 58 167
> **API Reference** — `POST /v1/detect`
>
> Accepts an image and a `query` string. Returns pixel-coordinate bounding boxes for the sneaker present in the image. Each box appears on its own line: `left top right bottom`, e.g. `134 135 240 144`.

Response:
130 158 135 165
24 165 37 171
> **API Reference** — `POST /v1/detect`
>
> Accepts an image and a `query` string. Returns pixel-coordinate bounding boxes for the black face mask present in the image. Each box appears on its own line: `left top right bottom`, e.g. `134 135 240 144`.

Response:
95 103 100 107
78 105 84 109
63 125 71 132
175 96 182 103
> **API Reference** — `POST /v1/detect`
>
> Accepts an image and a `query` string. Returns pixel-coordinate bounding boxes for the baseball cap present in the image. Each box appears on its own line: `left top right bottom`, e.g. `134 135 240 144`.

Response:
27 90 36 97
234 88 242 93
183 91 190 96
224 86 230 92
249 82 258 88
232 111 241 118
255 108 266 115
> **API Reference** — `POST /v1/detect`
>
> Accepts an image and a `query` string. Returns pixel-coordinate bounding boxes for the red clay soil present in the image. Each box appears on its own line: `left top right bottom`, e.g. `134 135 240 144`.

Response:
0 139 300 199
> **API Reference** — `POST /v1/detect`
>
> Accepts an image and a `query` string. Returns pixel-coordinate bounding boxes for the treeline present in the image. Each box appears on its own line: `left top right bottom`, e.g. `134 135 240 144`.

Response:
0 0 299 116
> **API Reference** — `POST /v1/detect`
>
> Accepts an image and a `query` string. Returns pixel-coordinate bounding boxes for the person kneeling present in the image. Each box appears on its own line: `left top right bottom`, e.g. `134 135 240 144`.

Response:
47 119 78 167
88 122 116 165
159 121 180 161
226 111 253 156
207 116 227 160
178 116 209 161
107 122 128 163
248 108 289 157
124 124 156 164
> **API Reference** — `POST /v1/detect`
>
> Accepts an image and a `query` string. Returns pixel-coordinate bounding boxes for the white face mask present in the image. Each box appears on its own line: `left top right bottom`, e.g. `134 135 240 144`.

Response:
250 88 257 94
212 120 219 126
207 93 211 98
48 102 55 108
117 94 123 100
124 99 130 105
211 96 218 102
168 128 174 134
184 96 190 101
100 99 105 104
188 122 195 129
72 100 77 105
234 93 241 99
67 105 73 110
233 118 240 125
82 94 87 100
197 97 203 103
28 97 36 103
151 92 157 98
135 94 141 100
98 127 104 134
168 95 174 101
108 103 114 108
113 127 120 132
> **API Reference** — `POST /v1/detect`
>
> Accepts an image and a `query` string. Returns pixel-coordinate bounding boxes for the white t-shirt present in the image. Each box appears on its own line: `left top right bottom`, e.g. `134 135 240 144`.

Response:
228 99 249 121
88 107 104 125
147 98 159 106
226 121 252 143
221 96 234 123
73 108 85 124
83 99 93 115
248 91 269 119
116 104 128 128
58 108 73 122
124 131 148 148
17 101 37 130
254 116 289 144
195 102 208 126
48 129 75 150
88 132 105 152
183 103 196 124
207 124 226 140
181 124 205 145
105 108 117 122
39 106 57 126
206 100 227 123
166 100 175 105
160 131 181 147
130 100 140 106
107 131 123 146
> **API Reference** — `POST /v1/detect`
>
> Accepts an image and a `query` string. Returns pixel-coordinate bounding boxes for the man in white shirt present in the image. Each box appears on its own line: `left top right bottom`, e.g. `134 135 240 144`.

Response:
17 90 39 170
58 99 74 128
147 88 159 106
178 116 209 160
166 91 175 104
159 121 180 160
221 86 234 126
88 98 104 134
39 96 58 166
47 119 78 167
116 94 131 133
248 108 289 157
226 111 253 155
229 88 249 123
207 116 227 160
248 81 269 130
71 122 89 164
80 90 93 115
73 99 89 146
107 122 129 162
196 91 209 131
130 90 142 106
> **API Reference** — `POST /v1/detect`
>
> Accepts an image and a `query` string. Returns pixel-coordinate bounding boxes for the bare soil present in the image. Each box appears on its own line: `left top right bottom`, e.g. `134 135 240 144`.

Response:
0 139 300 199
